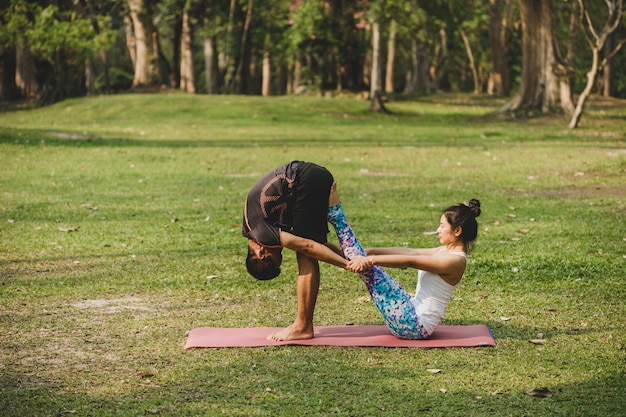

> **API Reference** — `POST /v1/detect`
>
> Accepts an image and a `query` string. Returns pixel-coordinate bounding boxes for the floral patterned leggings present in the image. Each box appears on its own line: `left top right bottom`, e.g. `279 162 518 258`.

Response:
328 204 428 339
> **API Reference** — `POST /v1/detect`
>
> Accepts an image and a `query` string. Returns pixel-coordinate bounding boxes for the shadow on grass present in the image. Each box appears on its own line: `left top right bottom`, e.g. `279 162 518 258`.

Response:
3 126 621 150
0 127 484 149
1 355 624 416
446 319 606 343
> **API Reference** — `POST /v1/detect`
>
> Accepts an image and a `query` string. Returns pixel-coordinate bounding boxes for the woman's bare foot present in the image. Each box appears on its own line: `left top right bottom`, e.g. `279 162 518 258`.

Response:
328 181 341 207
267 322 314 341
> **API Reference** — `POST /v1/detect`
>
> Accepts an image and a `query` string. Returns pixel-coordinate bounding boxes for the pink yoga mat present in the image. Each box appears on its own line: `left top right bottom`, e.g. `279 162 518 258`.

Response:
184 324 496 349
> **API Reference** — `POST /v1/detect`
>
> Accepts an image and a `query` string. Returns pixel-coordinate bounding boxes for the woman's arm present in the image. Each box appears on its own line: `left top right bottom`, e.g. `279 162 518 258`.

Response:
280 231 348 269
366 247 443 256
347 252 466 284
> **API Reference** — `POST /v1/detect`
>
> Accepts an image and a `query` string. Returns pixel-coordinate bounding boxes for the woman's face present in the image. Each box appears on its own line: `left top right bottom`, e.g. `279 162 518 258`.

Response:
437 214 460 245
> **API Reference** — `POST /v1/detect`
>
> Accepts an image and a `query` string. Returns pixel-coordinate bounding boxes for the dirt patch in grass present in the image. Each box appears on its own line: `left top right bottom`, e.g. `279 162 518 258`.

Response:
526 183 626 199
71 296 155 313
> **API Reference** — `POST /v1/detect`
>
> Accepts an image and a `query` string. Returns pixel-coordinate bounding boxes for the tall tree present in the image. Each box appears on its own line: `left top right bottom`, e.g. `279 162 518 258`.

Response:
179 1 195 92
504 0 574 114
569 0 624 128
126 0 168 88
229 0 253 94
127 0 152 86
447 0 481 94
488 0 511 96
384 19 396 93
401 5 431 94
367 0 389 112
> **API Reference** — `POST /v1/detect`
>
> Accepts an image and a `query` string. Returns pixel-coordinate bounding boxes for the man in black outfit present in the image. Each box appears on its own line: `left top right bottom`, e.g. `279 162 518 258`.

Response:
243 161 348 341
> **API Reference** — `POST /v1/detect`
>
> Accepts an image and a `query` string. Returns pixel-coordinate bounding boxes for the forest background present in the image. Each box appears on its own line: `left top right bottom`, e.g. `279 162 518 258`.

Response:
0 0 625 128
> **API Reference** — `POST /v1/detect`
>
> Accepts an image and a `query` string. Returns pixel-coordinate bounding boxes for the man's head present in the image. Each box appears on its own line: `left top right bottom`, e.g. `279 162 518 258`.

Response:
245 240 283 280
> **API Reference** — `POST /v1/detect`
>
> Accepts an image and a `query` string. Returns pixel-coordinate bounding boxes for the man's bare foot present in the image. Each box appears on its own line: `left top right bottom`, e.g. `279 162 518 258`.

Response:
328 181 341 207
267 322 314 341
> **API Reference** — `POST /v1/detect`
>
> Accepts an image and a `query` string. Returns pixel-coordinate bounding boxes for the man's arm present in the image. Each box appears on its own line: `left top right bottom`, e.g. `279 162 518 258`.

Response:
324 241 344 257
280 231 348 269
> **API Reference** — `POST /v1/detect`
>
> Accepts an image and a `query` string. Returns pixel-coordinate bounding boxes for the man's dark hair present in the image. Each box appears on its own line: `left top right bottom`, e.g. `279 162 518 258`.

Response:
246 247 281 280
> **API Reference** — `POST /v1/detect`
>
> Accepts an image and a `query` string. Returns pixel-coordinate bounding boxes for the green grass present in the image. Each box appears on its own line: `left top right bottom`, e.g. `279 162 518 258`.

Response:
1 93 625 416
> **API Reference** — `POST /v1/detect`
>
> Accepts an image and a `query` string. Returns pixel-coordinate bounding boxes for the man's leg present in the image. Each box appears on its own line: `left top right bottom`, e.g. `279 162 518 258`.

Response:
267 253 319 341
327 201 428 339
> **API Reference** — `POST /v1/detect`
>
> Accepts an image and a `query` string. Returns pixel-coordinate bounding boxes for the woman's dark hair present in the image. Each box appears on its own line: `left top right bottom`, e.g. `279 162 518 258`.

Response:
443 199 481 246
246 247 281 280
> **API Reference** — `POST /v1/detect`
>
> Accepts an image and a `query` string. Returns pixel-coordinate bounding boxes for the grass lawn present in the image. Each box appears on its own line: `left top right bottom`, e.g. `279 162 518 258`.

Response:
0 93 625 416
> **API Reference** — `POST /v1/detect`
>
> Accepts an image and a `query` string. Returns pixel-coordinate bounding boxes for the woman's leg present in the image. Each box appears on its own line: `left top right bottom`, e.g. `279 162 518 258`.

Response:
327 204 428 339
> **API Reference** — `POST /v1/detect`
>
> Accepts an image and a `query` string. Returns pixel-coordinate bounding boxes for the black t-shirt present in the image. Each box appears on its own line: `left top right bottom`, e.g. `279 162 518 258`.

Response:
242 161 333 246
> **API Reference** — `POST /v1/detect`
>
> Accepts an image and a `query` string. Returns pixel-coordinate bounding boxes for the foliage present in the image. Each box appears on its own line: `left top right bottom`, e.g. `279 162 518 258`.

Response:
0 0 624 105
0 0 118 101
94 67 133 93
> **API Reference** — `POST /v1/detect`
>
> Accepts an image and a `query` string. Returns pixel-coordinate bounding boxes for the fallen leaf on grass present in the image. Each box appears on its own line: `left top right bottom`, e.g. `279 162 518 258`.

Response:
137 371 155 378
529 339 546 345
80 203 98 211
427 369 442 374
439 388 447 394
526 388 553 398
500 316 510 321
58 226 79 232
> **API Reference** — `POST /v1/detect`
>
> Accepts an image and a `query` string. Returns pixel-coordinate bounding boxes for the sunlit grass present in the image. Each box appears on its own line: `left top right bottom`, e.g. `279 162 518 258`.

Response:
1 93 625 416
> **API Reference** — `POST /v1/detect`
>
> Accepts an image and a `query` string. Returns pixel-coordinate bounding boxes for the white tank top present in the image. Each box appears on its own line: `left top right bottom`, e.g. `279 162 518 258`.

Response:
410 251 466 335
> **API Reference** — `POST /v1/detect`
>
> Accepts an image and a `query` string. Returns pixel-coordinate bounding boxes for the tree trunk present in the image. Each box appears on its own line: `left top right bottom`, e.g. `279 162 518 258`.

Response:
384 19 396 94
488 0 509 96
85 1 110 94
0 47 19 100
221 0 237 87
85 59 95 95
569 0 624 128
569 47 599 128
231 0 253 94
335 56 343 93
124 15 136 69
204 36 218 94
153 29 171 87
180 8 195 93
448 1 479 94
458 26 480 94
429 28 447 93
369 21 381 105
602 33 615 96
15 45 38 98
369 20 389 113
505 0 573 114
261 50 270 96
294 57 302 92
286 60 294 94
171 10 183 88
128 0 152 87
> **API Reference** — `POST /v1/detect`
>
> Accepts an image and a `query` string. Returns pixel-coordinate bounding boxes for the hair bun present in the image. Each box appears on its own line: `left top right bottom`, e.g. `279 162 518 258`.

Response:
468 199 481 218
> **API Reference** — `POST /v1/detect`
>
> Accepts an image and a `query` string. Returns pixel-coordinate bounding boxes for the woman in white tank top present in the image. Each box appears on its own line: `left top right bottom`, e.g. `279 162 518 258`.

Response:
328 183 481 339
